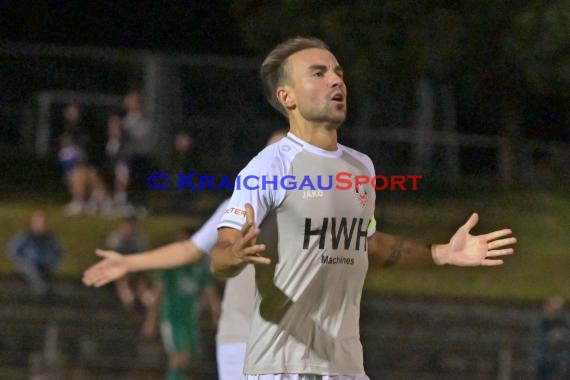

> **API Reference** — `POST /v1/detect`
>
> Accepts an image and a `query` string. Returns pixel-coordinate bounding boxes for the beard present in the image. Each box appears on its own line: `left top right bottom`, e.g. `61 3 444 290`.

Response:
301 103 346 127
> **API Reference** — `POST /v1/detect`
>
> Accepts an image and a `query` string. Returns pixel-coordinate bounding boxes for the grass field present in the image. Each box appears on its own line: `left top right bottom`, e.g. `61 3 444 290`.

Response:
0 189 568 302
367 189 570 301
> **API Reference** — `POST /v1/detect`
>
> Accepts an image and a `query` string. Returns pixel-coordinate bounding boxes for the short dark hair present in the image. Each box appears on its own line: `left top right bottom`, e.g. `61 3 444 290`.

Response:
260 37 329 118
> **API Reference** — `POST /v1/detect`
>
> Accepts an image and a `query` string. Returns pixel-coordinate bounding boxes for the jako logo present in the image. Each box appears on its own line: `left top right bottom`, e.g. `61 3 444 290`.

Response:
302 190 324 199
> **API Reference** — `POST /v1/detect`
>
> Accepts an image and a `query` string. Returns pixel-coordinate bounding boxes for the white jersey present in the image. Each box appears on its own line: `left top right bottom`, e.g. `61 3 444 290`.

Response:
219 132 376 376
192 199 230 253
191 199 256 346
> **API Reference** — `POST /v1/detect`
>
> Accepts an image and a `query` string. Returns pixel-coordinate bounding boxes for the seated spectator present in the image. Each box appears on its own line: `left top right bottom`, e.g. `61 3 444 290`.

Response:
172 132 194 174
122 90 153 214
6 210 63 296
61 102 91 156
105 215 150 309
534 295 569 380
102 114 130 213
170 132 196 214
58 133 109 216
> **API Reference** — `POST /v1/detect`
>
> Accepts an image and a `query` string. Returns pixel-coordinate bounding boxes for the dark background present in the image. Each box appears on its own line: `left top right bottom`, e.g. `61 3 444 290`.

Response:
0 2 243 54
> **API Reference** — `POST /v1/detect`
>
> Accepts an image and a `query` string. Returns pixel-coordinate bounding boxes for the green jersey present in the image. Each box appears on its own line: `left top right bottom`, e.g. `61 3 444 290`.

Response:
157 258 214 355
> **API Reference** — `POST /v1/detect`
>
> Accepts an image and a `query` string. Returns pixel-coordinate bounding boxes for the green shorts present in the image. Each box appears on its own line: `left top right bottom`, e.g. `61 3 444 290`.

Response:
160 318 200 355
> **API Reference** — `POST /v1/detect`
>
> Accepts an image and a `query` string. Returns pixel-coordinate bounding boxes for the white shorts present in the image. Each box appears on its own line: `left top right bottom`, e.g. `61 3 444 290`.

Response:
243 374 370 380
217 342 247 380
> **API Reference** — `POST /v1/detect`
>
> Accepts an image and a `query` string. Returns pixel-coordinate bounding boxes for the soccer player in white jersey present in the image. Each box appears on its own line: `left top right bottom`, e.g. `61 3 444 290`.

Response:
211 37 517 380
83 130 288 380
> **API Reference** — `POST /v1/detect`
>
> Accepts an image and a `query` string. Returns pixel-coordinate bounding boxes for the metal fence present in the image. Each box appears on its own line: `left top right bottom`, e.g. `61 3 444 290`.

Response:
1 43 568 190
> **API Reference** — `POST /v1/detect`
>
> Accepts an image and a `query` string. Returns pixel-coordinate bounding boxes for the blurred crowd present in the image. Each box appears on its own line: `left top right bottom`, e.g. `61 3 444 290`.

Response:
5 208 219 379
3 89 220 378
56 90 195 219
6 208 569 379
3 89 568 379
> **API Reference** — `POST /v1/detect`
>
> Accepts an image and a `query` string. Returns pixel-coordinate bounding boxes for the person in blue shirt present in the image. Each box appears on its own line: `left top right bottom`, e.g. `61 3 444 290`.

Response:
534 296 569 380
6 210 63 296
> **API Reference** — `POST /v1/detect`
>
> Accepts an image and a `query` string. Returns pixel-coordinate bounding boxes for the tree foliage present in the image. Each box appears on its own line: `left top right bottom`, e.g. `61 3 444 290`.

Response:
228 0 570 131
227 0 570 88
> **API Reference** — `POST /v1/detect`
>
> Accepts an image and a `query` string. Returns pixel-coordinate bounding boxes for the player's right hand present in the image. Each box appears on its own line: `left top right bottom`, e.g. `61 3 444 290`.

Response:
232 203 269 265
82 249 129 287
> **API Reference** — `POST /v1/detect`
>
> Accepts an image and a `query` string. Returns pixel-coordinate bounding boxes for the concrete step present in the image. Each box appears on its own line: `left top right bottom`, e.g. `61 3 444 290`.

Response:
0 278 547 379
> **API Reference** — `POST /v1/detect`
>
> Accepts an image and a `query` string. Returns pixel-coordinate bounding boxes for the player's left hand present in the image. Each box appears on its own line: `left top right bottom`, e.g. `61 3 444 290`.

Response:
230 203 269 265
433 213 516 266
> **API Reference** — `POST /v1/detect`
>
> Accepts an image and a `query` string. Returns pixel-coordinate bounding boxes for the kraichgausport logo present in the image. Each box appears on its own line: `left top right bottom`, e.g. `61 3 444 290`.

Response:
147 172 422 191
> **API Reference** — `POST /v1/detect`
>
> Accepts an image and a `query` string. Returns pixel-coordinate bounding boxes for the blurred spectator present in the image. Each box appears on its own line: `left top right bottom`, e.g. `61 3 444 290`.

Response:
105 216 150 309
58 132 86 180
147 227 220 380
171 132 196 214
5 210 63 296
534 295 569 380
172 132 194 174
122 90 154 214
58 133 88 215
57 133 109 216
102 114 130 212
61 102 90 154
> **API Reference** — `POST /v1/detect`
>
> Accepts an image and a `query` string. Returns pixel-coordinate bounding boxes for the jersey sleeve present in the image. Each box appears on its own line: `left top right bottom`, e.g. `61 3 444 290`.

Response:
218 146 288 230
367 216 377 238
190 199 230 254
357 150 378 238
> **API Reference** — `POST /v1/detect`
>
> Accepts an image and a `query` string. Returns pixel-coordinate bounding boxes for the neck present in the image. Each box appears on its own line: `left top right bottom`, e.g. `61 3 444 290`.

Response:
289 118 339 151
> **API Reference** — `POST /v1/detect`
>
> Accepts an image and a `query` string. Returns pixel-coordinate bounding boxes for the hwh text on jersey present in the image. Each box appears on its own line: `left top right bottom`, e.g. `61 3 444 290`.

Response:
303 217 369 251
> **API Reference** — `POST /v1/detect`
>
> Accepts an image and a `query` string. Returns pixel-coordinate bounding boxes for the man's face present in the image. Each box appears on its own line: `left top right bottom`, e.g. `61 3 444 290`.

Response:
30 212 46 235
174 133 192 153
64 104 81 124
124 92 142 112
107 116 122 138
119 220 135 237
284 48 347 126
545 296 565 317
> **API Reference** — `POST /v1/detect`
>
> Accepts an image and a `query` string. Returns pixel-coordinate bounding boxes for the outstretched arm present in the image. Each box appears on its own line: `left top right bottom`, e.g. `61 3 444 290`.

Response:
368 213 516 268
367 232 434 268
82 240 204 288
83 199 232 288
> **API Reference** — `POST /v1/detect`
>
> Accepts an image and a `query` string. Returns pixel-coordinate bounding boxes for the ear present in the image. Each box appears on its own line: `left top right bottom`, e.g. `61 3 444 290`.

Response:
276 85 296 110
